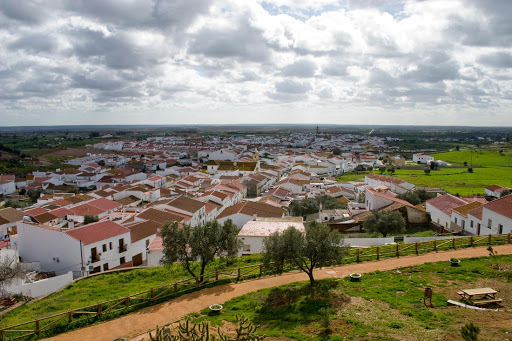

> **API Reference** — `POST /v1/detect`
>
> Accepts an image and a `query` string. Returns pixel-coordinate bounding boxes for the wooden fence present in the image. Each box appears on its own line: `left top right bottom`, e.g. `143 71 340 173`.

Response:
1 233 511 341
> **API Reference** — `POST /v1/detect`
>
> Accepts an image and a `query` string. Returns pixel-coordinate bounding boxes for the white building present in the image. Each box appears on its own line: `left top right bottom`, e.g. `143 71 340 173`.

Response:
237 217 305 256
413 153 434 164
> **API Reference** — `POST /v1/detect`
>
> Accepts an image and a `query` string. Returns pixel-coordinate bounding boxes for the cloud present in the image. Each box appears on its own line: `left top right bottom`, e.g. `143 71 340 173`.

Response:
281 59 317 77
0 0 512 125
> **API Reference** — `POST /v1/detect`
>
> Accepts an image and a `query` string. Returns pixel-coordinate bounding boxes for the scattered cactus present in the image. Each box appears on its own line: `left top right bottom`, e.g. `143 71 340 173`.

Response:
144 315 264 341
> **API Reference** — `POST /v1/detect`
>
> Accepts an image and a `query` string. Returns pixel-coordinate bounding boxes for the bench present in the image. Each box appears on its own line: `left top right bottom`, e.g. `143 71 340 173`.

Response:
471 298 503 306
457 291 464 296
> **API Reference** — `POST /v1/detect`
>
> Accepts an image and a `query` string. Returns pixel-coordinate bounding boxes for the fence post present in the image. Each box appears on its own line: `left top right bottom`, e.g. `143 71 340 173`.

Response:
396 243 399 258
237 267 241 280
508 233 511 244
35 320 40 334
0 329 3 341
433 240 436 251
259 264 263 276
452 238 455 249
67 311 73 323
376 246 379 260
356 248 360 262
415 242 418 255
125 297 130 307
97 303 102 316
215 270 219 281
488 234 492 245
174 283 178 293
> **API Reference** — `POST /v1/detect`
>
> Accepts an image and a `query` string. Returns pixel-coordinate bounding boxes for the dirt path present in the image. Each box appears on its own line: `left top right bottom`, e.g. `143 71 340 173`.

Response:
43 245 512 341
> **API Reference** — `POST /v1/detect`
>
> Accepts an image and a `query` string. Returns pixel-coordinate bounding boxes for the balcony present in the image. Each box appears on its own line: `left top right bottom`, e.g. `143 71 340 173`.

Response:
91 254 101 263
118 244 128 253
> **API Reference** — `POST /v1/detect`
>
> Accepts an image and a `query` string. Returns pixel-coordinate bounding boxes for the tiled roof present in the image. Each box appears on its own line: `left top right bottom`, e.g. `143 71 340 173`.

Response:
24 207 49 216
217 201 285 220
34 212 58 224
483 194 512 220
485 185 508 192
127 219 162 243
467 207 483 220
167 196 205 214
367 188 415 208
0 208 25 223
238 219 305 237
137 208 184 225
49 207 74 218
426 194 468 216
65 221 130 245
87 198 122 212
69 204 104 216
452 202 483 217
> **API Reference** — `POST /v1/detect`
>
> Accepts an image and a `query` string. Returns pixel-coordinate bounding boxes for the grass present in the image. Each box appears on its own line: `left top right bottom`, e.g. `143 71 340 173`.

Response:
187 255 512 340
433 149 512 167
0 255 262 329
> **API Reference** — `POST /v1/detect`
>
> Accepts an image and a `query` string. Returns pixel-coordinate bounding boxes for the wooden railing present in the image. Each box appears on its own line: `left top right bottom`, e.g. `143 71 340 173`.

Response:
1 233 510 341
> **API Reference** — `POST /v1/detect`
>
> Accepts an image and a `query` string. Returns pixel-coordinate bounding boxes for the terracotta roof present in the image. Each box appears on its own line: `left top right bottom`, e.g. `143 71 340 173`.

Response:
367 188 415 208
94 189 113 198
69 204 104 216
467 207 483 220
49 207 74 218
426 194 468 216
115 196 140 205
87 198 121 212
452 201 483 217
365 173 407 186
65 221 130 245
50 198 73 207
127 219 162 243
485 185 509 193
167 196 205 214
148 232 163 252
0 208 25 223
483 194 512 220
217 201 285 220
24 207 49 216
137 208 184 225
34 212 58 224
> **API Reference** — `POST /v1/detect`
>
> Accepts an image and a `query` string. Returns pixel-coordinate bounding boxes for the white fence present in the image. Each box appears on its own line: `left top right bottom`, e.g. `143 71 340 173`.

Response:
343 237 395 247
3 271 74 298
403 235 468 243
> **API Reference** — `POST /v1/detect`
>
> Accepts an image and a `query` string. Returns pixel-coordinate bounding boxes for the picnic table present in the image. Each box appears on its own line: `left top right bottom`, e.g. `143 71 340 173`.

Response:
457 288 502 306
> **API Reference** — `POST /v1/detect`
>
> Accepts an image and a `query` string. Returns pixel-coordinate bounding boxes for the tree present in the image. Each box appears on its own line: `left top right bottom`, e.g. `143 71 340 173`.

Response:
467 167 473 173
18 188 26 195
84 215 99 225
0 256 26 295
461 323 480 341
386 165 395 174
456 145 460 151
263 222 347 285
430 161 438 170
362 210 406 237
378 166 386 174
288 195 345 218
27 188 43 204
463 161 468 166
501 190 511 197
397 189 435 205
424 169 431 175
160 220 241 283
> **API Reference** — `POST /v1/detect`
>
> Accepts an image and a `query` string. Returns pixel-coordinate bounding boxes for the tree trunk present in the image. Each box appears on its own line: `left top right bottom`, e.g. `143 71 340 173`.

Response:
199 260 207 283
307 271 315 285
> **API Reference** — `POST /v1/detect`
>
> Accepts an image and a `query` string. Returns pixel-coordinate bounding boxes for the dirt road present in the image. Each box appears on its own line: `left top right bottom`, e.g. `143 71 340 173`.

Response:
43 244 512 341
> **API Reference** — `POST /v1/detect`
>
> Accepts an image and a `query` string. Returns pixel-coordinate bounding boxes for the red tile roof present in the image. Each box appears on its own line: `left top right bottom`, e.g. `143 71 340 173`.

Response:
483 194 512 220
87 198 122 212
426 194 468 216
65 221 130 245
69 204 104 216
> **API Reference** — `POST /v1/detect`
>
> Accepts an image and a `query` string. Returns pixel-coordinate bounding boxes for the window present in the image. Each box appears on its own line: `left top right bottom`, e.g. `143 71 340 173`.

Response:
102 244 107 252
499 224 503 234
109 242 113 250
462 220 465 229
470 221 474 228
120 257 125 265
243 244 251 252
454 217 458 224
488 219 492 229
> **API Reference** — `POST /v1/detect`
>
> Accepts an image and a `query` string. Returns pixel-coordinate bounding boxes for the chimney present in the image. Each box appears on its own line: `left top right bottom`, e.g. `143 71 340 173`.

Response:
253 213 257 221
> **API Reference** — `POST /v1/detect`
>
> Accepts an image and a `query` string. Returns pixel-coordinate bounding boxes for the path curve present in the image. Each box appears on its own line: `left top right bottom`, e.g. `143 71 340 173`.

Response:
43 245 512 341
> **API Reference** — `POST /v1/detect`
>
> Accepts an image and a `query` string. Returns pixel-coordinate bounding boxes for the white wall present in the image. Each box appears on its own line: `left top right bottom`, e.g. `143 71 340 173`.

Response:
426 203 451 228
3 271 73 298
147 250 163 267
482 208 512 234
343 237 395 247
238 236 264 256
17 222 82 275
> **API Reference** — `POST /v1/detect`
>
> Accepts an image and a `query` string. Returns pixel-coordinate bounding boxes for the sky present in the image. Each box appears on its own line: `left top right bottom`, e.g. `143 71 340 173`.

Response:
1 0 511 127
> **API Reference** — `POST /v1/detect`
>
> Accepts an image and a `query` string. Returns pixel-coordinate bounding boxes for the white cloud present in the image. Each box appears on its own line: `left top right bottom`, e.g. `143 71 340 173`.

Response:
0 0 511 125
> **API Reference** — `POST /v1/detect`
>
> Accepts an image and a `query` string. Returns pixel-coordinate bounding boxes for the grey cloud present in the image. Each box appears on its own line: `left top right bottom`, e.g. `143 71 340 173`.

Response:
275 79 312 94
0 0 49 25
402 52 459 83
8 34 57 53
368 68 397 88
281 59 317 77
71 72 126 91
478 52 512 69
322 61 348 77
188 22 269 62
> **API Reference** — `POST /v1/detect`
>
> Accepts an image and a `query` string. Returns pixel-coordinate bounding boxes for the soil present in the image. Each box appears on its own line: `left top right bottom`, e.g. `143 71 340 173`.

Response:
40 244 512 341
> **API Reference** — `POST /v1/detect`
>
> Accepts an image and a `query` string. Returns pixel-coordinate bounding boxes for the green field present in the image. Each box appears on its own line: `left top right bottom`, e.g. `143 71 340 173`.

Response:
392 167 512 196
433 149 512 167
0 255 262 328
188 255 512 341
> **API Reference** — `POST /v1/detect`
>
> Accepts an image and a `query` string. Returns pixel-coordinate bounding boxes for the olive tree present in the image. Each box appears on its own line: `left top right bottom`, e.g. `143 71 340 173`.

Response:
263 221 347 285
362 210 406 237
160 219 242 282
